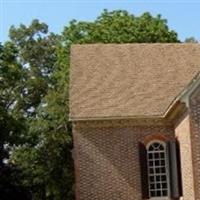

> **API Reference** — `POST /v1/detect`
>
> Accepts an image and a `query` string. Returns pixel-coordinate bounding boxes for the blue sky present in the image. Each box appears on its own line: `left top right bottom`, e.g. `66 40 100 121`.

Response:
1 0 200 42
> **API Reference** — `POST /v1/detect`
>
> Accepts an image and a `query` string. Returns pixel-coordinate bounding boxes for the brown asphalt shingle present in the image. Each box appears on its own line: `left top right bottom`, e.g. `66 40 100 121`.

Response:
69 43 200 120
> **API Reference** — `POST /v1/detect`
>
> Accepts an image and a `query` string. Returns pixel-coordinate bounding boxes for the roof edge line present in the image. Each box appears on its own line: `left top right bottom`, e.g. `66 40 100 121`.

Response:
163 70 200 117
69 115 163 122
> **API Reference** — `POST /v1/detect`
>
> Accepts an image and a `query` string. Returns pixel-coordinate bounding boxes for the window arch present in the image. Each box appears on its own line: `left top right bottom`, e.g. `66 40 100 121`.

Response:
147 140 169 198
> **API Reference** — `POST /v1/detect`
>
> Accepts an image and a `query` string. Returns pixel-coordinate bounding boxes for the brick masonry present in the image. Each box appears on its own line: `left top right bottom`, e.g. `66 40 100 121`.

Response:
73 122 174 200
73 87 200 200
189 86 200 200
175 112 195 200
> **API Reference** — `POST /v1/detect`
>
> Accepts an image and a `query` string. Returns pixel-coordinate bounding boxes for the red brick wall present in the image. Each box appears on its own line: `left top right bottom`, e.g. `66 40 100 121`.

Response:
175 112 195 200
189 86 200 200
73 121 174 200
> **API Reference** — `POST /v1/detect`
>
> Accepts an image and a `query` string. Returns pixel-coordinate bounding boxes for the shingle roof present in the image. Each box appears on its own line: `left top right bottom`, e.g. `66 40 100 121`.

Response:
69 43 200 121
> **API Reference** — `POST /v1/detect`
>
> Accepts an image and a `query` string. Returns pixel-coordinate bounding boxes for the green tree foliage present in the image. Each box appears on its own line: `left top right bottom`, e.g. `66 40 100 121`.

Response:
1 20 60 200
0 42 25 161
0 42 32 200
2 10 179 200
9 19 59 117
62 10 178 44
185 37 198 43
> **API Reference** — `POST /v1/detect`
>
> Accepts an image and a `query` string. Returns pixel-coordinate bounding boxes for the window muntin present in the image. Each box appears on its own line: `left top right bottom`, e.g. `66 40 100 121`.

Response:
147 141 169 198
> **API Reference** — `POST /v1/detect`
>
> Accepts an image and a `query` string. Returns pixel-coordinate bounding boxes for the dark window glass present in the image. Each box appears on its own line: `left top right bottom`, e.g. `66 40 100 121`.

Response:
150 191 156 197
155 153 159 159
156 176 160 181
148 153 153 159
150 176 154 182
161 167 166 173
161 160 165 166
157 191 161 196
150 184 155 189
149 168 154 174
162 190 167 196
161 175 166 181
155 160 159 166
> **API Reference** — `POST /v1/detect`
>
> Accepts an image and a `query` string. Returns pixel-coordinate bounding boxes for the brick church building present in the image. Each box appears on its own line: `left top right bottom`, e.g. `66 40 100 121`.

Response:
69 44 200 200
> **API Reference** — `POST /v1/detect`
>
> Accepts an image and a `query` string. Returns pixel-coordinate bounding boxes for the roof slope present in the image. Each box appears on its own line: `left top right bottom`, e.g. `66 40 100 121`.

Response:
70 44 200 120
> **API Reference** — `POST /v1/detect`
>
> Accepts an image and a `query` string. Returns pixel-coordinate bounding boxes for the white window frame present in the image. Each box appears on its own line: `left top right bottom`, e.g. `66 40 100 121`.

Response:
146 140 170 199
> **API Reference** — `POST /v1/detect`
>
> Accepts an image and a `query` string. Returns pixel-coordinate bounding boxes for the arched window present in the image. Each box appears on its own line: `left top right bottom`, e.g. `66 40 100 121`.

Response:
147 141 169 198
139 139 183 199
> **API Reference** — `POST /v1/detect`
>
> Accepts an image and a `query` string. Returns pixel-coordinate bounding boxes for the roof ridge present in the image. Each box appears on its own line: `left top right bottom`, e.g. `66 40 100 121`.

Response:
71 43 200 47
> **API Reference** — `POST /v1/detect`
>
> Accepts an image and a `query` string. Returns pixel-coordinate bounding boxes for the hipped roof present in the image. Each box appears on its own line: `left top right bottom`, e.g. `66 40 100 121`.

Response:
69 43 200 121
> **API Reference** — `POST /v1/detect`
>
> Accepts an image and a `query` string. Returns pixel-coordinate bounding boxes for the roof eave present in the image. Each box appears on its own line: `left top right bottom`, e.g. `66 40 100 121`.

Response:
69 114 164 122
163 70 200 118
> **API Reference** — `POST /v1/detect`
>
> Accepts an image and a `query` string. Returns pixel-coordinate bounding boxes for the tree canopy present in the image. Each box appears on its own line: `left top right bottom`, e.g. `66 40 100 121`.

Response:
0 9 180 200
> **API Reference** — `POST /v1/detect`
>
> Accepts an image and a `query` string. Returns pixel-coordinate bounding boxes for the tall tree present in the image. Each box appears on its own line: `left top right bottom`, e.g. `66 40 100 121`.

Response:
0 42 32 200
9 19 59 117
185 37 198 43
62 10 178 44
0 41 24 162
8 10 179 200
1 20 59 199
